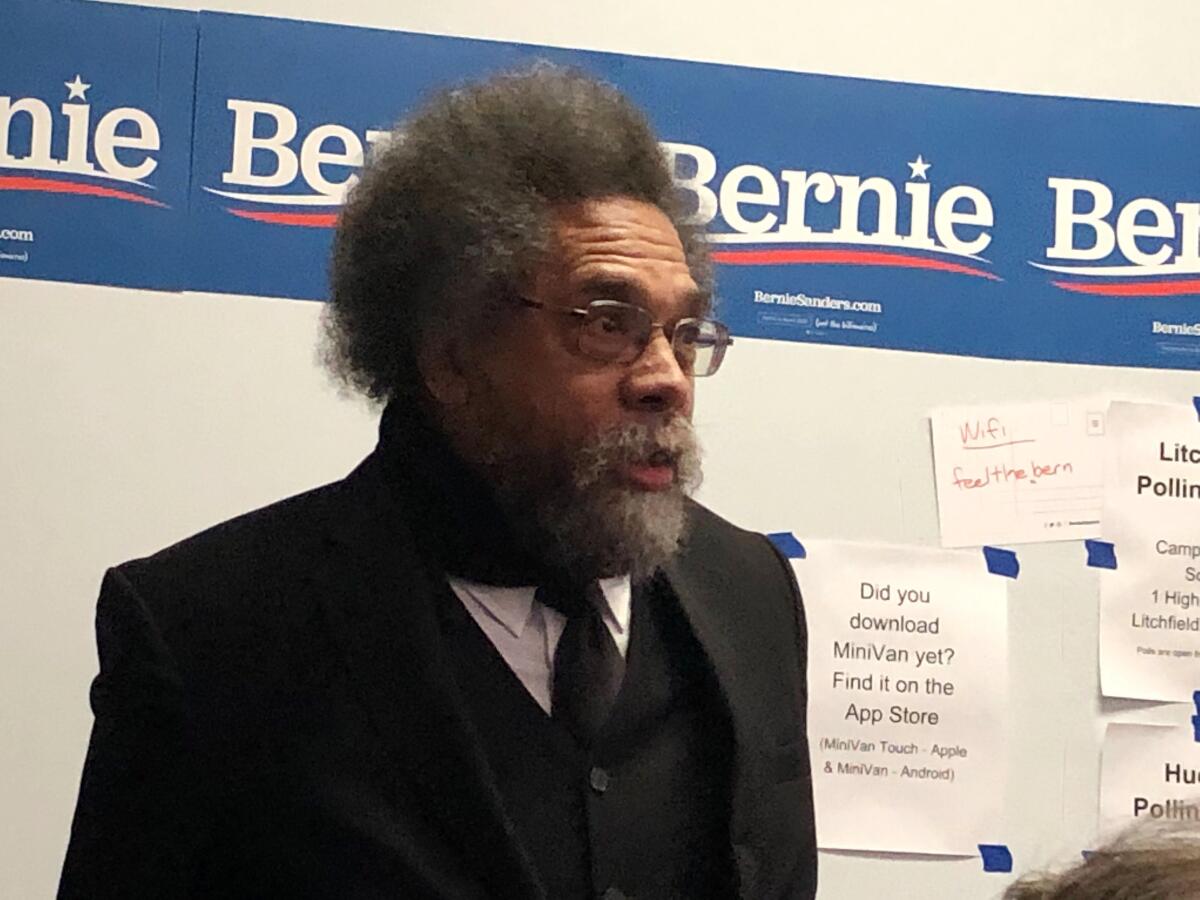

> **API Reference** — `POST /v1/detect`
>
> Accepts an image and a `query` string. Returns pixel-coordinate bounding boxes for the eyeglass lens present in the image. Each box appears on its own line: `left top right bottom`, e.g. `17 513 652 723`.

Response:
577 302 728 376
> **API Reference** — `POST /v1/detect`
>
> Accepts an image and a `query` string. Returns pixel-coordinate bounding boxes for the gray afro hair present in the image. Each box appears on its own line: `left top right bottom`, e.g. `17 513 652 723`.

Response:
323 64 712 403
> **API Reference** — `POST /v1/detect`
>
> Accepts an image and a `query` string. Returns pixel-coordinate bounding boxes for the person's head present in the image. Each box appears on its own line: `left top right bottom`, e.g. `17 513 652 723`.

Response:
324 65 730 581
1005 821 1200 899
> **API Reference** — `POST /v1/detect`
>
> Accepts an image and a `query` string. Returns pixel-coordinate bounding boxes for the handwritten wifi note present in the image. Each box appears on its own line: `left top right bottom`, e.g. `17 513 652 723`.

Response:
930 398 1107 547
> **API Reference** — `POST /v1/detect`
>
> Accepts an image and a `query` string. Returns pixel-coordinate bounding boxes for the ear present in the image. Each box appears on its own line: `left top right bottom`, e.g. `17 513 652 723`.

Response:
417 330 471 407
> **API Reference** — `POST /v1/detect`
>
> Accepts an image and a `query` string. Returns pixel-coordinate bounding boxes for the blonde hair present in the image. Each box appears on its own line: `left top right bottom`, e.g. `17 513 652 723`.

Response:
1005 821 1200 899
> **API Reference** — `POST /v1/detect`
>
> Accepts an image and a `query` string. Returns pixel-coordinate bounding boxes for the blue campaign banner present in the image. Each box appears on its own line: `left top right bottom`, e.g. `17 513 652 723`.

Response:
11 0 1200 370
187 11 1200 370
0 0 197 290
188 12 534 301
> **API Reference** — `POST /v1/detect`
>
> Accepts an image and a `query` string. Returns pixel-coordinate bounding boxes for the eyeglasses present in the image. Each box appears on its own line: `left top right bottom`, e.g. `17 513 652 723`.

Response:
518 298 733 377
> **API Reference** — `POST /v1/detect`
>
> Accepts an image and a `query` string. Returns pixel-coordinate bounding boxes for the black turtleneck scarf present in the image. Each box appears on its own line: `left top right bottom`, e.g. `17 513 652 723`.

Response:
375 400 568 588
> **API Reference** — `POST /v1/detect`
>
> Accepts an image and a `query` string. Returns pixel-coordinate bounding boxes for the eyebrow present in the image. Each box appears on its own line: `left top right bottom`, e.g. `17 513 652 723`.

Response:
575 275 712 318
683 287 713 317
575 275 640 304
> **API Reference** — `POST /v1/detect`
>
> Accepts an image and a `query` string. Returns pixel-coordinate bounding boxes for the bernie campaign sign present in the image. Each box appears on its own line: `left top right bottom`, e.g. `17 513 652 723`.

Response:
3 0 1200 371
0 0 196 290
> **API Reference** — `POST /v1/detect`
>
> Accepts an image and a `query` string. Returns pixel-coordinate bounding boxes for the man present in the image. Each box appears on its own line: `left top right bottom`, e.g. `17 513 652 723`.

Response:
59 66 816 899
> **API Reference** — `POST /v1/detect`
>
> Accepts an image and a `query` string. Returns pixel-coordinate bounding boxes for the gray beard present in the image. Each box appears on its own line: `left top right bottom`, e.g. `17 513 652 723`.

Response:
536 418 703 580
458 414 703 582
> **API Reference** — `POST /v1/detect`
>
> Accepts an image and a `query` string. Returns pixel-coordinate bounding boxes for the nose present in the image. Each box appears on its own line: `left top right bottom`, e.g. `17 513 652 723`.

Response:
620 329 693 416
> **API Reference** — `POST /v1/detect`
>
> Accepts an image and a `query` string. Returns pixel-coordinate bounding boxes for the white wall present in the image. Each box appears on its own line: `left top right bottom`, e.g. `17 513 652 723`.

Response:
4 2 1200 897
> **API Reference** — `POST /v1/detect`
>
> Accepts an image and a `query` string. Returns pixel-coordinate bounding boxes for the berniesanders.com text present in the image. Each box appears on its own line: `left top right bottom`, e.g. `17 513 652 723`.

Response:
753 290 882 315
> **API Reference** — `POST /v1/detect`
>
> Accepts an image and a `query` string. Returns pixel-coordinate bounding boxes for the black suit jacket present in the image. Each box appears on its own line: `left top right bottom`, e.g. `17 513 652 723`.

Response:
59 450 816 899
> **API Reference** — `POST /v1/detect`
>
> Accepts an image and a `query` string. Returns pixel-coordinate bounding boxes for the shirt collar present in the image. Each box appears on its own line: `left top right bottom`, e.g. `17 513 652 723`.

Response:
597 575 631 636
447 578 537 639
447 574 632 640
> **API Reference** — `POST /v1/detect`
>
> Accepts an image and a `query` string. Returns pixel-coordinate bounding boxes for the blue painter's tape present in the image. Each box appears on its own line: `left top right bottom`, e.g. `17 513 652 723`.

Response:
983 547 1020 579
1193 397 1200 420
979 844 1013 873
1192 715 1200 743
1193 690 1200 713
1085 540 1118 570
767 532 806 559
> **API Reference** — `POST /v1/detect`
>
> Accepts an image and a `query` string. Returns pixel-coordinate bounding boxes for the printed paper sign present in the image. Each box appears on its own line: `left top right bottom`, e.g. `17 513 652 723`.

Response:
794 540 1008 855
931 399 1107 547
1100 723 1200 836
1099 401 1200 702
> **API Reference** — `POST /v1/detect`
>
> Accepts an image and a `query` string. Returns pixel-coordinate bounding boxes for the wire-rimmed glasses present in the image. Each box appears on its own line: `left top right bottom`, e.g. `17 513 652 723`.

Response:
519 298 733 377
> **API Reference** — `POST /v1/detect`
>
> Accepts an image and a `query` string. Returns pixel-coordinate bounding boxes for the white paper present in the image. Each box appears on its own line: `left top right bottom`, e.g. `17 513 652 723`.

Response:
794 540 1008 855
1099 401 1200 702
1100 723 1200 837
930 398 1107 547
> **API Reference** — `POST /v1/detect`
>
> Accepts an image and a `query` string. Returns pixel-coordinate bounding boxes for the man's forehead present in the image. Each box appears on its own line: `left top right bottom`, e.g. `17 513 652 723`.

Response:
552 197 682 247
546 197 705 310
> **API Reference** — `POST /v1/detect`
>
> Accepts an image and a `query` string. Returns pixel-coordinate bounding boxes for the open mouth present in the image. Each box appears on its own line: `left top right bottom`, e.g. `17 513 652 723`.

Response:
624 448 677 491
647 448 674 467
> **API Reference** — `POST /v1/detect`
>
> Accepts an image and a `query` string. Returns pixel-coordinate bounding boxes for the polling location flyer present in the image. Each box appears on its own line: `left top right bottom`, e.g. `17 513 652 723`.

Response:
1099 723 1200 837
791 540 1009 855
1099 401 1200 702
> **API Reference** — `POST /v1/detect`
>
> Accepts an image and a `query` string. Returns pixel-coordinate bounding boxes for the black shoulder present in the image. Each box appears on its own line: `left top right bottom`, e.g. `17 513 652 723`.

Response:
120 477 339 587
105 460 379 664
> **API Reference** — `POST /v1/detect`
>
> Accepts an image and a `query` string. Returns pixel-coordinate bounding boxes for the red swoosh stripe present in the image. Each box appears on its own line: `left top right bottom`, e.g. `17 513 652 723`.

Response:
710 247 1000 281
1051 279 1200 297
0 175 167 207
224 208 338 228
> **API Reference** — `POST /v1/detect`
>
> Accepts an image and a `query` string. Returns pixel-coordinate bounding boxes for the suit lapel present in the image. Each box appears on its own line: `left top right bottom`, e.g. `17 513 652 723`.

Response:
311 455 542 900
662 515 795 899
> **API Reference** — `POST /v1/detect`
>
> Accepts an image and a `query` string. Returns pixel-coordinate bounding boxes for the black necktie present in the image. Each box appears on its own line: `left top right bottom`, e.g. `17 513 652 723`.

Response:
536 581 625 747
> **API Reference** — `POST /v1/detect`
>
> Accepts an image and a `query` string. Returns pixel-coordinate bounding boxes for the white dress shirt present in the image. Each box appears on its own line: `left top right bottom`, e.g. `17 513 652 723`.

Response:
447 575 632 714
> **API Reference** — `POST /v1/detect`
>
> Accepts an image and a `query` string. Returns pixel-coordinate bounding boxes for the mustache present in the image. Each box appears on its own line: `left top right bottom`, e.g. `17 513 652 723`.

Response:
573 418 703 491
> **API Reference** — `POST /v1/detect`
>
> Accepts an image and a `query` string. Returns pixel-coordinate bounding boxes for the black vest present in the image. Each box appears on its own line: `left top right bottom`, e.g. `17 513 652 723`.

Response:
438 575 737 900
